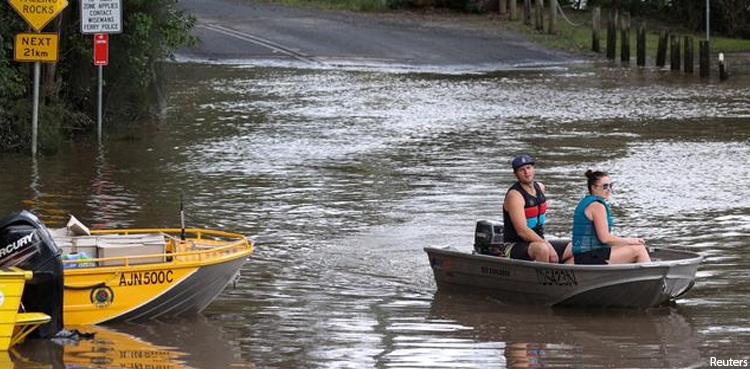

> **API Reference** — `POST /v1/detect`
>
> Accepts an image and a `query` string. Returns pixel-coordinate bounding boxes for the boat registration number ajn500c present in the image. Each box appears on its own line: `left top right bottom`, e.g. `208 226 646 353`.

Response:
119 270 174 286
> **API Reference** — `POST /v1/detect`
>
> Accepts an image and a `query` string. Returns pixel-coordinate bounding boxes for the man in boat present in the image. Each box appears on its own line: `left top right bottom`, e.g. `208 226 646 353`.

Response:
501 154 572 263
571 170 651 264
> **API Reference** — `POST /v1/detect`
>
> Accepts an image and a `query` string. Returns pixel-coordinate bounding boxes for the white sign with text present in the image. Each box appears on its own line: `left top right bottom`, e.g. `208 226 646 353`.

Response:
80 0 122 34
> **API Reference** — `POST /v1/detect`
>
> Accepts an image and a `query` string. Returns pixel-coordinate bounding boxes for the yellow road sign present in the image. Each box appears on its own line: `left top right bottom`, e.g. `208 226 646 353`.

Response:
14 33 59 63
8 0 70 32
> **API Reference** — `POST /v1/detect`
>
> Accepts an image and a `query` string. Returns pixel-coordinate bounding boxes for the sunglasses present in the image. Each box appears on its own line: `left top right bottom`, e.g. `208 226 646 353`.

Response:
600 182 614 191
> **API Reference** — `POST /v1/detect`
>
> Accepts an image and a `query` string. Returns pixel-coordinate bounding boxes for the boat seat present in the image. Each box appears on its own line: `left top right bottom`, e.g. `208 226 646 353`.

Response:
15 312 51 326
10 312 51 346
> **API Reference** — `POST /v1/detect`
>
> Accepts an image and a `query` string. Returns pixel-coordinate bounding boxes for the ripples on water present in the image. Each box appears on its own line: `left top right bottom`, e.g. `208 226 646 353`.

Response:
2 62 749 368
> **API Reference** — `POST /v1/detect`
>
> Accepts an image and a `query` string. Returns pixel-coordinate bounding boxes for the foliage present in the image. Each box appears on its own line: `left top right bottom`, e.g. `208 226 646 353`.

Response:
584 0 750 38
0 0 197 153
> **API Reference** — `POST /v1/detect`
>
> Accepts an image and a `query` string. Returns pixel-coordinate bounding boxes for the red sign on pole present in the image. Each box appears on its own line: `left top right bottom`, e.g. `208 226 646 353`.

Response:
93 33 109 66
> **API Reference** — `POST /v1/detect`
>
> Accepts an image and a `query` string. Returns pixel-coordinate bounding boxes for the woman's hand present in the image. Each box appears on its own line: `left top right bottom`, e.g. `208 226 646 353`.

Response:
626 237 645 245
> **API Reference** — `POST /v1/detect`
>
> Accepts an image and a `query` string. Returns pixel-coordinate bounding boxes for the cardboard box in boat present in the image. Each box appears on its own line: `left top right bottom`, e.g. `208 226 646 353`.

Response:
96 234 166 266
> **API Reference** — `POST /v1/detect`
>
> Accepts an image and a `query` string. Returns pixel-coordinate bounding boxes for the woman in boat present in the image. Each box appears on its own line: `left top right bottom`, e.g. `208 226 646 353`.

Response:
571 170 651 264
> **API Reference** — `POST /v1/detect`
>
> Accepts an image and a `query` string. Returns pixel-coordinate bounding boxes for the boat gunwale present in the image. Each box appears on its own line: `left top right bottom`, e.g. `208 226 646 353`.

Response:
61 228 253 270
424 246 704 271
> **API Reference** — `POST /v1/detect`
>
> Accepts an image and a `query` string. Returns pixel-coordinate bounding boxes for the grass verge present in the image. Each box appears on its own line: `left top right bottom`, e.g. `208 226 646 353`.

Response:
505 7 750 61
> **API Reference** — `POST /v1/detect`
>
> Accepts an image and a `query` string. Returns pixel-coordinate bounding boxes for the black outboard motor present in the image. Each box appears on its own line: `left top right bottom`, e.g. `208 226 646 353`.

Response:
0 210 63 338
473 220 504 255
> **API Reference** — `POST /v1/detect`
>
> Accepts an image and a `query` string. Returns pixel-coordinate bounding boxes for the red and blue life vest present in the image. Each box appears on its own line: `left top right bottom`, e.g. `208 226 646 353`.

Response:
503 181 546 242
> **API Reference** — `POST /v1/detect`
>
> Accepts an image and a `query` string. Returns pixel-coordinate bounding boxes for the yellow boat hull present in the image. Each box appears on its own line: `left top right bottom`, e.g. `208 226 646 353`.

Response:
59 228 253 325
0 269 51 350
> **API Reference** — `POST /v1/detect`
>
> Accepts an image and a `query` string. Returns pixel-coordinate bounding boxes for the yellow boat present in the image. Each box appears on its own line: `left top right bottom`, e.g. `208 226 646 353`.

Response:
0 269 51 350
54 227 253 325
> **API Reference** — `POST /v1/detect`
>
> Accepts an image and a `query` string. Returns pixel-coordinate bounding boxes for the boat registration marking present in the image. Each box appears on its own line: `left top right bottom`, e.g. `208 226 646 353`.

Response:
535 268 577 286
119 270 174 286
480 266 510 277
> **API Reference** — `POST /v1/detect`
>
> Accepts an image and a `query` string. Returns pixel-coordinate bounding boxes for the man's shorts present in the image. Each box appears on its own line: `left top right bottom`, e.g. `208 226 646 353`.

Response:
501 239 569 262
573 247 612 265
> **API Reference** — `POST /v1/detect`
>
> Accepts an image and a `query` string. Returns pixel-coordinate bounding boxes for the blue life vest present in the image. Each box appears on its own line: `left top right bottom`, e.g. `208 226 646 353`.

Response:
572 195 612 255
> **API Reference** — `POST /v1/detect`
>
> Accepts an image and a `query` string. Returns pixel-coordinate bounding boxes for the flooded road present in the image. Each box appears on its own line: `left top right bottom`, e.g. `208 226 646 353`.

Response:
2 61 750 368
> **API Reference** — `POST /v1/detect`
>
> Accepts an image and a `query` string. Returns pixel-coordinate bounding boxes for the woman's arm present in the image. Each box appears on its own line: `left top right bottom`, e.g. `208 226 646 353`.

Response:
587 202 645 247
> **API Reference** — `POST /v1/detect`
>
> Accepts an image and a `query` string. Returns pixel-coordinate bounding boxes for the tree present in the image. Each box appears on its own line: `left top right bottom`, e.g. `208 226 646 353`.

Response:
0 0 197 153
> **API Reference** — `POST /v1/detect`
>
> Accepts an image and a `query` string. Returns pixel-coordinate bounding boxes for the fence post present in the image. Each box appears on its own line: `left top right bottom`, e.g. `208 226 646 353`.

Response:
606 9 617 60
510 0 518 21
535 0 544 31
684 36 694 74
656 28 667 67
499 0 507 15
524 0 531 25
670 34 680 71
719 53 729 80
620 12 630 63
549 0 558 34
591 7 601 53
699 41 710 78
636 21 646 66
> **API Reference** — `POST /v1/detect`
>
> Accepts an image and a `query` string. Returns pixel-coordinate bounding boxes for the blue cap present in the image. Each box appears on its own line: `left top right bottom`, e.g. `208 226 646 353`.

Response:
511 154 535 170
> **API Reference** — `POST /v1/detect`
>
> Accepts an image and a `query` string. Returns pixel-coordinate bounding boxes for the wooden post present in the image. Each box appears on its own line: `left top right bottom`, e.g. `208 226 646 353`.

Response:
592 7 601 53
548 0 558 34
699 40 710 78
499 0 508 15
719 53 729 80
656 28 667 67
620 12 630 63
606 9 617 60
523 0 531 25
684 36 694 74
670 34 680 71
535 0 544 31
510 0 518 21
636 21 646 66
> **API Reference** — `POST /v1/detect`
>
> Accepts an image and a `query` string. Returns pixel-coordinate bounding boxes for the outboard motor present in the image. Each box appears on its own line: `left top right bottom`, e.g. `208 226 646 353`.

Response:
473 220 504 255
0 210 63 338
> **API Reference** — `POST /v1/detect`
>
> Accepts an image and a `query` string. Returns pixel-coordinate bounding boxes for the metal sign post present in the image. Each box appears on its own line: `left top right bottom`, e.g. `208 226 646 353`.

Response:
81 0 122 145
93 33 109 144
8 0 69 156
31 63 40 156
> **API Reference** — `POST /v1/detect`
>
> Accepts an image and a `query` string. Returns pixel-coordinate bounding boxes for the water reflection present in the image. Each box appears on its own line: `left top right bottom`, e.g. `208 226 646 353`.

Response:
12 317 250 369
87 146 134 229
428 291 703 368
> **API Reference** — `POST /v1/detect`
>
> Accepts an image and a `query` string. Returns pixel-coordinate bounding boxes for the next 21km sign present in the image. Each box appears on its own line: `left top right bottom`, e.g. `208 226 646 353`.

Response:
80 0 122 34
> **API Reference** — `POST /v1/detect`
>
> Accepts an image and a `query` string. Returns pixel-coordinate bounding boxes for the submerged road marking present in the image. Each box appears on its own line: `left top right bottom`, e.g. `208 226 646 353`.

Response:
199 23 323 65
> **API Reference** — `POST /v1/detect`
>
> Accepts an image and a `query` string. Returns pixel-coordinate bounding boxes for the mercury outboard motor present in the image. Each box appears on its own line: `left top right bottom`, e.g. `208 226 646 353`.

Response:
0 210 63 338
473 220 504 255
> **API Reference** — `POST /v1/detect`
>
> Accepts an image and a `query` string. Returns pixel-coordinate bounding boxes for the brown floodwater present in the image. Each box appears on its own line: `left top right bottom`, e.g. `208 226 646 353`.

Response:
2 60 749 368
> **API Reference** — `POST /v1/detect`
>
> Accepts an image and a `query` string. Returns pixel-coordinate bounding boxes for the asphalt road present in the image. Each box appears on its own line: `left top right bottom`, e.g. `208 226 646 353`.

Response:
176 0 576 71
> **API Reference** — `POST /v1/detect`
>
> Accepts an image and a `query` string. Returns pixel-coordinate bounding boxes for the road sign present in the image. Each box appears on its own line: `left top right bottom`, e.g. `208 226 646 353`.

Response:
8 0 69 32
93 33 109 66
14 33 59 63
80 0 123 34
